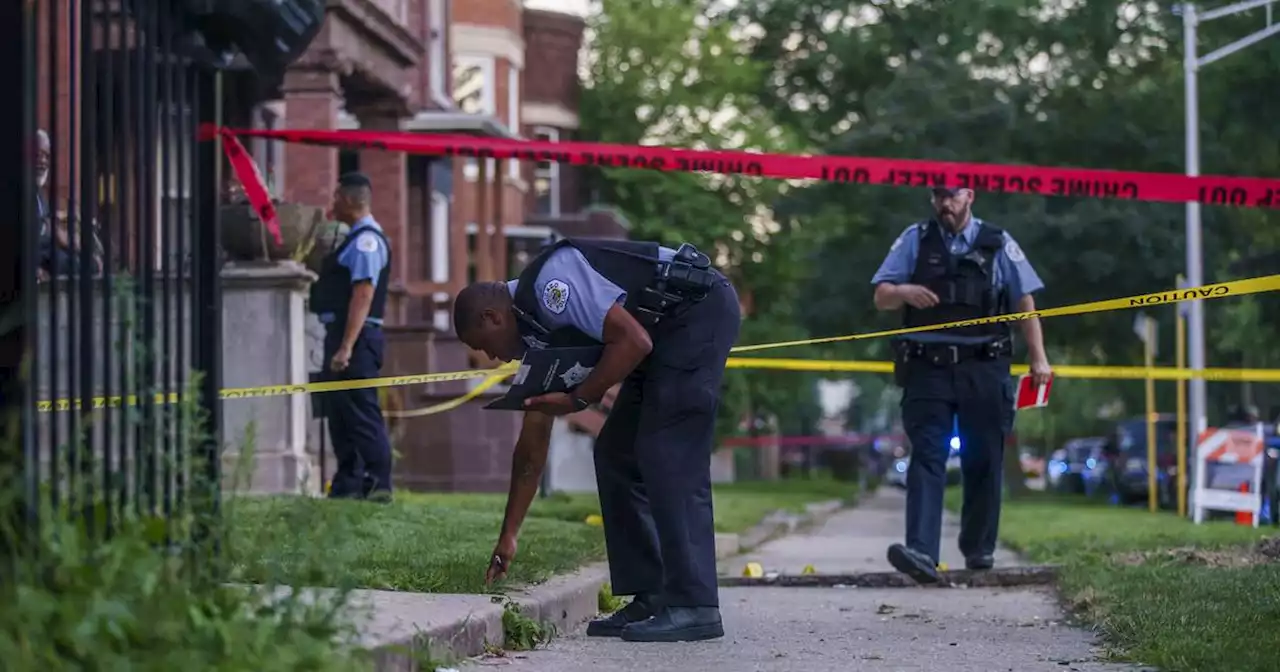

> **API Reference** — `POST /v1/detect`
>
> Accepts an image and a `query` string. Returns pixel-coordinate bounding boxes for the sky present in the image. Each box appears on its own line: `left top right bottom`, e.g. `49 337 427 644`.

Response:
522 0 590 17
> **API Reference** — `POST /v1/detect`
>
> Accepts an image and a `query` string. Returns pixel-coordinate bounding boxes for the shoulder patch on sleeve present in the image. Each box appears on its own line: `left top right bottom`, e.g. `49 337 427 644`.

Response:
542 279 571 314
1003 237 1026 263
356 232 380 253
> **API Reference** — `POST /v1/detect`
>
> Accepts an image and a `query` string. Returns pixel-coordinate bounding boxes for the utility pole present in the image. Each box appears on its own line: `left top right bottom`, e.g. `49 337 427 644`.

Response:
1176 0 1279 454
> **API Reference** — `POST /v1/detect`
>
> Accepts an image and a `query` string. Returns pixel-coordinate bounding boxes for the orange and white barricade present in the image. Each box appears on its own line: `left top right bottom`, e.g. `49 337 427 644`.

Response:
1191 424 1266 526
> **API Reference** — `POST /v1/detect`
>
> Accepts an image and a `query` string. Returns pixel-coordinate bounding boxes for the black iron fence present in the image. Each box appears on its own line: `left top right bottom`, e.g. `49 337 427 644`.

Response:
3 0 224 555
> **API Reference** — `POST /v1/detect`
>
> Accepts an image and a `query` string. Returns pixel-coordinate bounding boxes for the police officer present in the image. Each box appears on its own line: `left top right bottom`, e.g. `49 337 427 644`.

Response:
452 238 740 642
871 187 1052 583
311 172 394 500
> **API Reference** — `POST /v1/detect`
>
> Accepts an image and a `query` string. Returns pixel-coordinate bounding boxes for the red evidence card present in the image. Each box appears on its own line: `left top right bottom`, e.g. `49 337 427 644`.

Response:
1014 374 1053 410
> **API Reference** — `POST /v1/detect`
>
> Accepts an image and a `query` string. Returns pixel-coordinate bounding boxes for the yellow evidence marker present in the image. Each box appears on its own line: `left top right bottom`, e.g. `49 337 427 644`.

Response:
742 562 765 578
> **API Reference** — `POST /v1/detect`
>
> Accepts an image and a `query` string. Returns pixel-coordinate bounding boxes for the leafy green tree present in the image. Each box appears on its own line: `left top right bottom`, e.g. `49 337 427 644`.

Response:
578 0 826 438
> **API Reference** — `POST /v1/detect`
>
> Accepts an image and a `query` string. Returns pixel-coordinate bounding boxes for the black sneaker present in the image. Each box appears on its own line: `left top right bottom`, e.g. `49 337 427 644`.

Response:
887 543 941 584
586 595 656 637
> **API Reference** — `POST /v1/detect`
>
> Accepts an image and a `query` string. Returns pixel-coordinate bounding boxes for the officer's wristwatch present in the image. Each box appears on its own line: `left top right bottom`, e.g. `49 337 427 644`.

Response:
569 394 591 412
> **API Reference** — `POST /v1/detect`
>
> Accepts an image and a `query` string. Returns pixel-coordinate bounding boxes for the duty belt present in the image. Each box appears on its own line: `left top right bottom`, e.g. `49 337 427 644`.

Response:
893 338 1012 366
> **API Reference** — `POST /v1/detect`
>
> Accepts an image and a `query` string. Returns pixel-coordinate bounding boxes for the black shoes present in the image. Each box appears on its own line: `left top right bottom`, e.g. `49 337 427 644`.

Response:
586 595 656 637
587 596 725 642
621 606 724 642
965 554 994 570
887 543 940 584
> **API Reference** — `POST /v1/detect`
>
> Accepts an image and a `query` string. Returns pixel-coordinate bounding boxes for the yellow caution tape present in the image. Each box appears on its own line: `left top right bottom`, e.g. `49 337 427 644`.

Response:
726 358 1280 382
383 370 513 419
33 274 1280 413
728 273 1280 353
742 562 765 578
35 362 519 414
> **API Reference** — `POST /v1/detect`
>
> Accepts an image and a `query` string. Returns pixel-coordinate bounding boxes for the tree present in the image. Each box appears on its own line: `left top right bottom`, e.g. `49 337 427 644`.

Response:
578 0 827 438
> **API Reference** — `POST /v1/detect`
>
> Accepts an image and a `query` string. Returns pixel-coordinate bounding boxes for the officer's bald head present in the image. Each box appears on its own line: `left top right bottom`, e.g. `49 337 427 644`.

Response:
454 281 523 362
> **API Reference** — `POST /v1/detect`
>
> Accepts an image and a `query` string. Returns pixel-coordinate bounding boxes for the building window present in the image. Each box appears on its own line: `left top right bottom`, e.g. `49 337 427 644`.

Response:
339 150 360 177
454 54 497 181
431 191 450 284
428 0 448 103
532 126 560 217
507 66 521 180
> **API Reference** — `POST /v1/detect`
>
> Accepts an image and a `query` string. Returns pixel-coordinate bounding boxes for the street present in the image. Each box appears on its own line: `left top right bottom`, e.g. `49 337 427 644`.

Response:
465 490 1148 671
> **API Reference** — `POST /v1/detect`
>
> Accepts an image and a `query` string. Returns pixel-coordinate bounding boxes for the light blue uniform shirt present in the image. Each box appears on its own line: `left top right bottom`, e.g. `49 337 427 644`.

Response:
870 217 1044 344
507 245 677 347
318 215 390 327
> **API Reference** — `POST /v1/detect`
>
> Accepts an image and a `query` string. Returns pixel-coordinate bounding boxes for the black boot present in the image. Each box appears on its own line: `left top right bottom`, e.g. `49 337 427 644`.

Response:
965 554 994 570
887 543 940 584
586 594 656 637
620 606 724 642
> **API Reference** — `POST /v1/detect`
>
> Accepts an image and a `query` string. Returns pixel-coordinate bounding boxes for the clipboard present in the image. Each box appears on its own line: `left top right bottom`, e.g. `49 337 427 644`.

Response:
1014 373 1054 410
484 345 604 411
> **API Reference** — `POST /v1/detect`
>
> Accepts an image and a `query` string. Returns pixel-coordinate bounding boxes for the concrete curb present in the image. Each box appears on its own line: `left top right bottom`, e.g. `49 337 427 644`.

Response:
367 564 611 671
368 497 849 668
719 564 1061 589
729 498 846 556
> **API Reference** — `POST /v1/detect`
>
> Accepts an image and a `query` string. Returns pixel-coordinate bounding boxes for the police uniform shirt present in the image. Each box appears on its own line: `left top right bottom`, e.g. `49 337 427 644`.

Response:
506 245 678 351
870 218 1044 343
318 215 390 327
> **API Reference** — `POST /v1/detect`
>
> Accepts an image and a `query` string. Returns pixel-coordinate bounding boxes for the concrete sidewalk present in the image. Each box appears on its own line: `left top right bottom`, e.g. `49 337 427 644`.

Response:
719 487 1021 576
468 488 1147 672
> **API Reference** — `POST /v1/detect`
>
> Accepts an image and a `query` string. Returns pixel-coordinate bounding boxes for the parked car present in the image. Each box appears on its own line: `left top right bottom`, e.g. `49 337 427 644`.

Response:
1095 414 1181 508
1048 437 1106 494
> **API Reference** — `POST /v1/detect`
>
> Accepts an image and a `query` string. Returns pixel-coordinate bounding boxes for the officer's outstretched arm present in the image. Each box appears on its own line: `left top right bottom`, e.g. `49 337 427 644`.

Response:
498 411 555 542
572 304 653 404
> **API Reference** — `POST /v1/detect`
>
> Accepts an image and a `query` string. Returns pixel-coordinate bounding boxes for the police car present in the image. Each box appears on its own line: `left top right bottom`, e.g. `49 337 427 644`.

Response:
887 436 963 488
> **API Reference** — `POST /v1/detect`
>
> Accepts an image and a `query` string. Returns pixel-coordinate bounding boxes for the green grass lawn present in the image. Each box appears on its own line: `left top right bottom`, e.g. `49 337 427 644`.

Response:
946 489 1280 672
229 478 856 595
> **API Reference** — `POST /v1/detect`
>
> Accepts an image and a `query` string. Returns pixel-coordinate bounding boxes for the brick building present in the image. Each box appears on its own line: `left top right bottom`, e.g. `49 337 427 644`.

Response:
384 5 631 492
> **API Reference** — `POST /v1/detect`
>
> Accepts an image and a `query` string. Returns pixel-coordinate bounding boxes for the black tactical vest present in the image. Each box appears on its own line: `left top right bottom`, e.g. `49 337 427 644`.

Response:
309 225 392 326
512 238 662 349
903 220 1010 340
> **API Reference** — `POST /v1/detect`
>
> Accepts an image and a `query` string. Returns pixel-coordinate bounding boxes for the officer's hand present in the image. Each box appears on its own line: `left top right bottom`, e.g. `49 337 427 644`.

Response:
329 346 352 373
485 535 518 586
523 392 576 416
1029 354 1053 389
896 284 940 309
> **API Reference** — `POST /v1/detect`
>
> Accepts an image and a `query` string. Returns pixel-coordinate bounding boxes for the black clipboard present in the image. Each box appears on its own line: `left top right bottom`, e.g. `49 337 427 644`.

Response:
484 345 604 411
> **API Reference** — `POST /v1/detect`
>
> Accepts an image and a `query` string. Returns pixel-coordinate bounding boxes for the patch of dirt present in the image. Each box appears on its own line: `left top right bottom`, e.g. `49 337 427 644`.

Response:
1115 539 1280 568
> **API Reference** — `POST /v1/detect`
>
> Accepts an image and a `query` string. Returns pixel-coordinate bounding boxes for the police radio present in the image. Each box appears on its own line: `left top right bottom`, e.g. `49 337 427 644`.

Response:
660 243 718 299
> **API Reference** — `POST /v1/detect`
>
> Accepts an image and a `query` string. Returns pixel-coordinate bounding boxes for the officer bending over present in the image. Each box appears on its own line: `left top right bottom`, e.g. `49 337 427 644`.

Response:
310 172 394 500
453 238 741 642
871 187 1052 583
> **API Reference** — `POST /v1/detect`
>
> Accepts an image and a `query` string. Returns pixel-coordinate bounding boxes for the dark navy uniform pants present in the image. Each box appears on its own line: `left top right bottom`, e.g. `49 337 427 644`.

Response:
900 355 1015 564
593 278 741 608
322 324 393 498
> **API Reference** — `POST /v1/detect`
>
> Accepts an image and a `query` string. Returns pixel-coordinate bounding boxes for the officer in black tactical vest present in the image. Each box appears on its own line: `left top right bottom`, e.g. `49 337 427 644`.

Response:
872 187 1052 584
310 172 394 500
452 238 741 642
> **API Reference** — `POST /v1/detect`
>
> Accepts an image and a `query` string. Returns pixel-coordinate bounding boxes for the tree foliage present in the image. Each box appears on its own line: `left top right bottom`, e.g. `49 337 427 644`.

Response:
577 0 1280 445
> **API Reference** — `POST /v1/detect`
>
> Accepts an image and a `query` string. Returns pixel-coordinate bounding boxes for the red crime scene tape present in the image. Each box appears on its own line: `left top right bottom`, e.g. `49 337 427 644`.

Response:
202 124 1280 210
213 127 283 246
